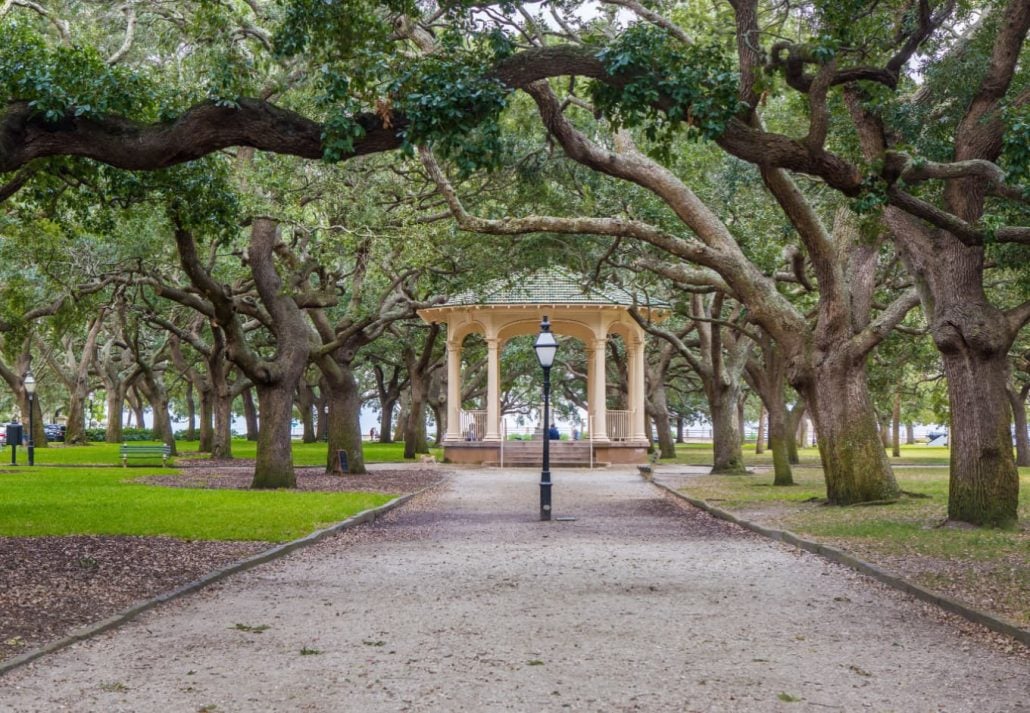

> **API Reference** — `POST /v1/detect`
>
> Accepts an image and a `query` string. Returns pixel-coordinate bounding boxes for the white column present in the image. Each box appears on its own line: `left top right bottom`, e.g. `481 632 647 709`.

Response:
445 340 462 442
592 337 609 441
629 335 647 442
586 345 596 437
485 336 501 441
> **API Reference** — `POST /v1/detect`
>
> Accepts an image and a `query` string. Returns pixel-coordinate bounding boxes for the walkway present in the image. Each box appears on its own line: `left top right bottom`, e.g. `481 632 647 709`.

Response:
1 469 1027 712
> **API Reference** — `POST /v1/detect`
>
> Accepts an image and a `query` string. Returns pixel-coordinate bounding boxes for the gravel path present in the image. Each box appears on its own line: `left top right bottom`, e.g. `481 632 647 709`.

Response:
1 468 1027 712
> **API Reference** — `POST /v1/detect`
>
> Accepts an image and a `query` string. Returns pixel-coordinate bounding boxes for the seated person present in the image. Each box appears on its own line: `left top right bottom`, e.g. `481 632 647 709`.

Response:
548 424 560 440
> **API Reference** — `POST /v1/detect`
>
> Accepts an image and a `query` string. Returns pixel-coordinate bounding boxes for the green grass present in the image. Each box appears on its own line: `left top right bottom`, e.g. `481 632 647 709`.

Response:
13 440 441 467
666 441 955 468
671 451 1030 624
0 467 394 541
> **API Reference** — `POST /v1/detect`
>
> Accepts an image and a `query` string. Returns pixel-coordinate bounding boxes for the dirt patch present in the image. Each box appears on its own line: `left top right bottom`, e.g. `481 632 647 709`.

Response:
0 467 447 664
0 536 266 662
135 466 446 494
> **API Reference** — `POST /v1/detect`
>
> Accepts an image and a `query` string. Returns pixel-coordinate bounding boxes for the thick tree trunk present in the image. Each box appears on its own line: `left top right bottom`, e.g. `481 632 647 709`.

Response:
786 402 804 464
1009 385 1030 468
393 401 407 442
891 391 901 458
403 385 429 459
252 383 296 489
675 414 684 444
941 346 1019 526
379 398 396 443
755 404 765 455
906 422 915 445
888 210 1020 526
242 388 259 441
649 379 676 459
64 395 87 445
737 397 746 446
212 387 233 459
147 390 177 455
314 381 328 443
652 407 675 459
709 383 746 474
297 382 316 444
878 413 891 449
184 381 197 442
198 386 213 452
208 344 233 459
796 358 899 505
766 397 793 486
322 365 367 475
796 416 808 450
104 389 124 443
129 389 145 431
430 402 444 447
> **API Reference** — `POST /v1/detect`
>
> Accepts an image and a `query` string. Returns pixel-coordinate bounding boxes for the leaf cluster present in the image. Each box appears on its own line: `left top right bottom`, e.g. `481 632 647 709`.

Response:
0 17 154 122
589 24 744 158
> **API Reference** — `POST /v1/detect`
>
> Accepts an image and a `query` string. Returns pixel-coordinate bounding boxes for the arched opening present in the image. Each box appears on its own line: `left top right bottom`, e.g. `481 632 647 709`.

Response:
418 268 665 465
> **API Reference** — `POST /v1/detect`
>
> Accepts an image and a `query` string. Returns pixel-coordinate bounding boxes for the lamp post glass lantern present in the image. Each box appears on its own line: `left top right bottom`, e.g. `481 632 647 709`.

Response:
534 316 558 521
24 370 35 466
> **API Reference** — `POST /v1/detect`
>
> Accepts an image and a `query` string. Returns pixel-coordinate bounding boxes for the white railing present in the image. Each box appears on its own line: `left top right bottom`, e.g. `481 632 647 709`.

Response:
607 410 632 441
459 409 487 441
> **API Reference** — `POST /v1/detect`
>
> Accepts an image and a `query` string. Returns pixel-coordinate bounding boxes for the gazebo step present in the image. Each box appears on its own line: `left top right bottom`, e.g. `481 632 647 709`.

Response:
483 461 610 468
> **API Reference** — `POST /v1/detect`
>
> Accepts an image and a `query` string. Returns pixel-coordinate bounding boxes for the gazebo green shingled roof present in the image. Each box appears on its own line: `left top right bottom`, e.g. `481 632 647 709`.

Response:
442 267 671 309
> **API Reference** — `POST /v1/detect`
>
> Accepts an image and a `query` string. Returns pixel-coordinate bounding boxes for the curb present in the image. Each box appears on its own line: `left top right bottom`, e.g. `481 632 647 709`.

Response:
0 486 432 676
651 479 1030 647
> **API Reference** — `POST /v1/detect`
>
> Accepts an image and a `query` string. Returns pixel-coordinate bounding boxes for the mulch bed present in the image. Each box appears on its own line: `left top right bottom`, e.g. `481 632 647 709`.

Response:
0 466 446 665
137 465 445 494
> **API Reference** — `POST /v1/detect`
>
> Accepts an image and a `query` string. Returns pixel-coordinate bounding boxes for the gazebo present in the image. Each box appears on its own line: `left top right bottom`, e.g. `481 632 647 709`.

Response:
417 268 668 466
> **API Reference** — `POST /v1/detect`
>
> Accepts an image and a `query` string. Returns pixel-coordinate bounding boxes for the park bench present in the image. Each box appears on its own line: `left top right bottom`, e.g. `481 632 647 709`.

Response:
120 444 171 467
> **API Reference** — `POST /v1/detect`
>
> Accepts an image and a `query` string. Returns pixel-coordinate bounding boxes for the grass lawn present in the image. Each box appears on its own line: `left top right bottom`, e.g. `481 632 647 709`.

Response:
13 440 441 467
667 443 1030 625
666 441 955 467
0 467 395 541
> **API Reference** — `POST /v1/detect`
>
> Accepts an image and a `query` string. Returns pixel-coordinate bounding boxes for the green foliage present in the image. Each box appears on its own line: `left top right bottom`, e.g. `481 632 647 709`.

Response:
83 427 153 442
1000 104 1030 189
390 34 512 174
275 0 415 61
589 24 743 156
0 17 154 122
158 159 241 241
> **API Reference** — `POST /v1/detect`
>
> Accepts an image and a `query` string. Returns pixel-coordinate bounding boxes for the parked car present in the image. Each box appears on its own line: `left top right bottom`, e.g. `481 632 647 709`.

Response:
43 424 65 442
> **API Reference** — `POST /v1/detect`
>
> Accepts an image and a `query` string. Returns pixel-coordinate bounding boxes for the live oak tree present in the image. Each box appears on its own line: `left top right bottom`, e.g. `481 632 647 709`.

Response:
2 0 1024 521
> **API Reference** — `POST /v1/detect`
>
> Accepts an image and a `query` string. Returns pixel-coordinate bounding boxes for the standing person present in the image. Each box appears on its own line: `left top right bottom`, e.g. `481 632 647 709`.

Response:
369 427 377 442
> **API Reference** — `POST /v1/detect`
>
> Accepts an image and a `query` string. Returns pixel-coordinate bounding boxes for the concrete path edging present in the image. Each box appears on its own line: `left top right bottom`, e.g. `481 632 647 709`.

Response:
0 485 433 676
652 479 1030 647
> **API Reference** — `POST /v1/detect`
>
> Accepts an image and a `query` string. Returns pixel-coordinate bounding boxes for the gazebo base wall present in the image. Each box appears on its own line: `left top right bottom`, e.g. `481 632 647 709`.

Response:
442 440 649 466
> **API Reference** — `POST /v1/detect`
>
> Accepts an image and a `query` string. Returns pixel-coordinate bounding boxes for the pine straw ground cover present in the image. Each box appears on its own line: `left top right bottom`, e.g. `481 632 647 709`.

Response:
668 460 1030 630
0 462 445 664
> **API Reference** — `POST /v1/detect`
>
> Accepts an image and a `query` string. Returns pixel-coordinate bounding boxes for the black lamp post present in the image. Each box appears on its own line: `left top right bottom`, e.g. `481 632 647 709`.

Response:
24 370 35 466
534 316 558 521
